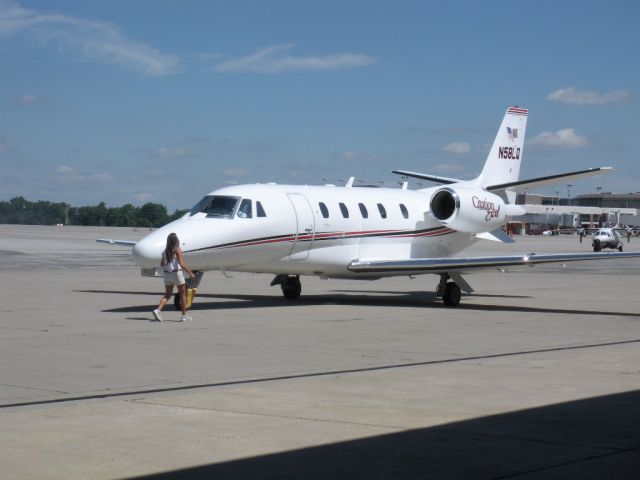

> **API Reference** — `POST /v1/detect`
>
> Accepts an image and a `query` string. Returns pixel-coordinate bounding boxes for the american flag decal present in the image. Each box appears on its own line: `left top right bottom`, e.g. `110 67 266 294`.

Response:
507 107 528 116
507 127 518 140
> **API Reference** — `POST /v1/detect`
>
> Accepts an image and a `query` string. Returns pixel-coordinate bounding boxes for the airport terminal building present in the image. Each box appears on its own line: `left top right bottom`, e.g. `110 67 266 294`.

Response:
510 192 640 234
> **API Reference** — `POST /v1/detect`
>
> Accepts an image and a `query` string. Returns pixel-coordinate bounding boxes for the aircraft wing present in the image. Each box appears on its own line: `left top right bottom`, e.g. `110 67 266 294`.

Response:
96 238 137 247
391 169 462 185
348 251 640 274
486 167 613 193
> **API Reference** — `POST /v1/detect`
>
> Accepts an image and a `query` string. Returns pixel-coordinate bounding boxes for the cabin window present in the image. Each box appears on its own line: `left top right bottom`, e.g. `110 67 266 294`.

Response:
399 203 409 219
319 202 329 218
189 195 239 218
358 203 368 218
256 201 266 217
339 202 349 218
237 199 253 218
377 203 387 219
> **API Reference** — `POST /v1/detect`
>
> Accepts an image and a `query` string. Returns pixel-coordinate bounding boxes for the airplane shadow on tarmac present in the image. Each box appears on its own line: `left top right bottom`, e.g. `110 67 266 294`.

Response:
76 289 640 318
126 389 640 480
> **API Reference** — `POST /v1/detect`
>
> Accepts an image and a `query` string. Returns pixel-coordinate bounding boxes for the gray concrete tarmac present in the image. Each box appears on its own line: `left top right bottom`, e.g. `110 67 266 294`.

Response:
0 225 639 479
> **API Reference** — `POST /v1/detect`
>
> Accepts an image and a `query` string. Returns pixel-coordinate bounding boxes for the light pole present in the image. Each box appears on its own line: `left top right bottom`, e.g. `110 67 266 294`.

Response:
545 207 549 228
554 191 560 230
567 183 573 207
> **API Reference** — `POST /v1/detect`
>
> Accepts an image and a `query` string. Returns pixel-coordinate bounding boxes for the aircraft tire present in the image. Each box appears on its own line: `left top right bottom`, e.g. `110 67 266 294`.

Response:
593 240 601 252
442 282 461 307
282 276 302 300
619 244 623 252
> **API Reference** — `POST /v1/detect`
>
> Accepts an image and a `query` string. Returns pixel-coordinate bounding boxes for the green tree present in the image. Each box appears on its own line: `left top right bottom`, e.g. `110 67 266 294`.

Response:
0 197 183 227
138 203 168 227
168 209 188 222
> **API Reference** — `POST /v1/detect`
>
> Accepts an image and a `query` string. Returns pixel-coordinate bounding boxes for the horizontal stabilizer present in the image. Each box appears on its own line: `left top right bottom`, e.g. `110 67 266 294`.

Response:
97 238 137 247
348 251 640 274
391 169 462 185
486 167 613 193
475 229 515 243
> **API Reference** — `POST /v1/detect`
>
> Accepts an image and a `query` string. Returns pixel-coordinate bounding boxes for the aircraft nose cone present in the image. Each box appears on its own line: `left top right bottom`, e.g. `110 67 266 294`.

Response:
132 236 162 268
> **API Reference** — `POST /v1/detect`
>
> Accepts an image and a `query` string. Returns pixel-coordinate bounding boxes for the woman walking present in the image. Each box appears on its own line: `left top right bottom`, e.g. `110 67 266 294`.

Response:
153 233 196 322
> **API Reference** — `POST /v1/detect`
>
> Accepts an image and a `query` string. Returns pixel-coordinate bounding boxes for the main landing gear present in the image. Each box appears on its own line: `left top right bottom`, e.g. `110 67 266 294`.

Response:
436 273 462 307
268 273 467 306
271 274 302 299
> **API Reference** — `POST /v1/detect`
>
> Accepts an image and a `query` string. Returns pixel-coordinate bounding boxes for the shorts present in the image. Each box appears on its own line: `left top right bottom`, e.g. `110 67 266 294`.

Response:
164 270 185 286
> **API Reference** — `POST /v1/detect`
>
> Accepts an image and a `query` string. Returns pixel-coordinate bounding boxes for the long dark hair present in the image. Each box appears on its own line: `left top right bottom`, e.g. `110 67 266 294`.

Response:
163 233 179 264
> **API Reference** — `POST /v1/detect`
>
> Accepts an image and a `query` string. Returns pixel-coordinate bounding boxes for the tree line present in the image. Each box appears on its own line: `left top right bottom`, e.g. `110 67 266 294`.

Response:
0 197 188 228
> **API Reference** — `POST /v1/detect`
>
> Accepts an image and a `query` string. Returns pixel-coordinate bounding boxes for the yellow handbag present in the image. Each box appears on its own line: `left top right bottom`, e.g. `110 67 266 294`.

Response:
186 288 197 308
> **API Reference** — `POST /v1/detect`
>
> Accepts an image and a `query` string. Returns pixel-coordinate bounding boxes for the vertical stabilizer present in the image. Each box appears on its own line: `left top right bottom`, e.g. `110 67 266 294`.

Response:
475 107 528 197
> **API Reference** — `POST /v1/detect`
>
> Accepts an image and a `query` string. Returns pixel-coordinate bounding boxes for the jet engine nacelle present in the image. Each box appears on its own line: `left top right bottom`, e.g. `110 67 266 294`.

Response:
430 187 507 233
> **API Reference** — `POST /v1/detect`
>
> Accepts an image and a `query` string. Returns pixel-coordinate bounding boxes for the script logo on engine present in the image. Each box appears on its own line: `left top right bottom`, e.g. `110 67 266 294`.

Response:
472 196 501 221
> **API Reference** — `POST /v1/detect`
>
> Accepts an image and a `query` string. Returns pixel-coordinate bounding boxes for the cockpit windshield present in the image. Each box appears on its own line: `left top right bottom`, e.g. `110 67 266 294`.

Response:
189 195 240 218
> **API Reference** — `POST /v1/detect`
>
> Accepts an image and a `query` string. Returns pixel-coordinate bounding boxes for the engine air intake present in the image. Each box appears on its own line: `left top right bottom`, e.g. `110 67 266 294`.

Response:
430 188 458 221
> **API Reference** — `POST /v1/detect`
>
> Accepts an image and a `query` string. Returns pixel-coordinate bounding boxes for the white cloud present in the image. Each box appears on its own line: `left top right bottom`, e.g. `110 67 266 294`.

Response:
528 128 588 148
215 44 376 73
546 86 632 106
442 142 470 154
145 147 188 159
55 165 114 183
222 168 249 178
14 93 48 104
0 0 181 75
332 150 382 162
133 192 155 202
433 162 466 175
55 165 74 174
89 172 114 183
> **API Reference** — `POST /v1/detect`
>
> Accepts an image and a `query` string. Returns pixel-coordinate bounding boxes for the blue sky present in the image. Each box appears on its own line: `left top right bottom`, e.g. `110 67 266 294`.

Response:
1 0 638 210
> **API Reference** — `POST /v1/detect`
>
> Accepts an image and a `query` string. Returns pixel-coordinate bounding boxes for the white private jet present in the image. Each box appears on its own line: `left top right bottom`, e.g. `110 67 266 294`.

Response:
99 106 640 308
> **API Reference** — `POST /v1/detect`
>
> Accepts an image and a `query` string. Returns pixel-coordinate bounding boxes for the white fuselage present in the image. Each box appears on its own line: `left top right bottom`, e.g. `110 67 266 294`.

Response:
132 183 479 279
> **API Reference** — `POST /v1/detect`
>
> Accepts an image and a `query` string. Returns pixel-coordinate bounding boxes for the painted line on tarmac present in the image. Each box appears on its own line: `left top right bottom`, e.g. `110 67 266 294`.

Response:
2 338 639 409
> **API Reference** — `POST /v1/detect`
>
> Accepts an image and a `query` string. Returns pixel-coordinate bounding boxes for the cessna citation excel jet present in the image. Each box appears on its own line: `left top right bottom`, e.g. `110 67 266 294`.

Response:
100 106 640 307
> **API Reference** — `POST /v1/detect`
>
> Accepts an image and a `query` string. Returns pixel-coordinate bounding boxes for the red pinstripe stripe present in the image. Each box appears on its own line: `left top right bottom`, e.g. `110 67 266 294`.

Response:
214 227 455 250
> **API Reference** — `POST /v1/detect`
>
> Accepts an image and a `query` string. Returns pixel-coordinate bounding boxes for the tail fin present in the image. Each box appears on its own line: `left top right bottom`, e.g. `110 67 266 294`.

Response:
475 106 528 193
